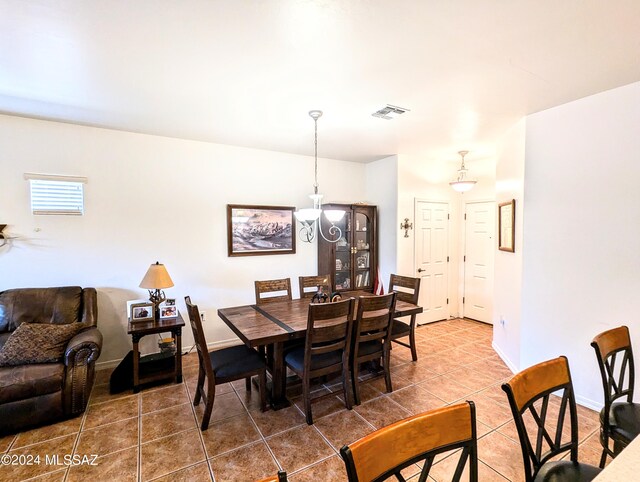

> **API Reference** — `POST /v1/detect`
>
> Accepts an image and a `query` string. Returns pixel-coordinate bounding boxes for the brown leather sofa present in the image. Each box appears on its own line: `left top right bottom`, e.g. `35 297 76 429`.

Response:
0 286 102 434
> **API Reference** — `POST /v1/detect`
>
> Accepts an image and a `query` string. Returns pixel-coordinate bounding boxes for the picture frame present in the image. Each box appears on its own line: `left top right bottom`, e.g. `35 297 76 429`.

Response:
126 299 147 320
227 204 296 257
498 199 516 252
163 298 176 307
159 305 178 319
130 302 155 323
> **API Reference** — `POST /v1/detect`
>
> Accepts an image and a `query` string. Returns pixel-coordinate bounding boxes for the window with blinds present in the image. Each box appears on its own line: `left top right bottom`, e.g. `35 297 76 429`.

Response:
25 174 87 215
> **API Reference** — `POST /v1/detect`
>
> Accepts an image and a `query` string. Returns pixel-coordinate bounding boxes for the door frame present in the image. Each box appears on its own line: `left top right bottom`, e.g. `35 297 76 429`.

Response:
462 199 496 322
413 198 451 323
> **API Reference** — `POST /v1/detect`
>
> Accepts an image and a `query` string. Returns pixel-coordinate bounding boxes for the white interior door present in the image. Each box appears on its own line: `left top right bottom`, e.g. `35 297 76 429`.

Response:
463 201 495 323
415 201 449 324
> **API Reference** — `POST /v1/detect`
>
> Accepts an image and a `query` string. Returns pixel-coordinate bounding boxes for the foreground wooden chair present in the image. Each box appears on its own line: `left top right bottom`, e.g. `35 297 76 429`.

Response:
299 274 332 299
388 274 421 361
284 298 355 424
351 293 396 405
185 296 267 430
255 278 292 305
502 356 602 482
340 401 478 482
591 325 640 467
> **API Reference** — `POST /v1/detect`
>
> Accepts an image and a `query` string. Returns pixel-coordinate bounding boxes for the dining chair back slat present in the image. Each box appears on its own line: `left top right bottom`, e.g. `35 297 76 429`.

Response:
255 278 292 305
299 275 332 299
387 274 421 361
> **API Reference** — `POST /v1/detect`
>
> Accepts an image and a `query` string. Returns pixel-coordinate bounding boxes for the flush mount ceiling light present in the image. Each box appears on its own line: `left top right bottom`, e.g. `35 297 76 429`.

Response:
372 104 410 120
294 110 346 243
449 150 477 193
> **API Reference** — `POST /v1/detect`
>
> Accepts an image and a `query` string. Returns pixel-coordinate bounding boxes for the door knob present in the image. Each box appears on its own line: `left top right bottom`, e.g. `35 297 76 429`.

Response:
417 268 425 273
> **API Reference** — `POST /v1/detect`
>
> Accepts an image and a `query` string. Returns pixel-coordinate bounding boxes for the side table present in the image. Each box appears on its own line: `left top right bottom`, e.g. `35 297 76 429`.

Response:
127 314 185 393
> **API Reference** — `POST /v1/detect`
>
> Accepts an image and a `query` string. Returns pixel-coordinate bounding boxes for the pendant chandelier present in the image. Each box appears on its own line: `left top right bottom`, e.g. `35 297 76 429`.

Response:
449 150 477 193
294 110 345 243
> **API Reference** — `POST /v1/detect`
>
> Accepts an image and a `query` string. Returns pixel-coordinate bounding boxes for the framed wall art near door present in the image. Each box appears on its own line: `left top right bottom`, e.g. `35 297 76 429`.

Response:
498 199 515 252
227 204 296 257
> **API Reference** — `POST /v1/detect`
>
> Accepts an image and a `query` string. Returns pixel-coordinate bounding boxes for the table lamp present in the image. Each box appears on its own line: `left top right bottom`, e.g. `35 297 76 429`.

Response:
139 261 174 311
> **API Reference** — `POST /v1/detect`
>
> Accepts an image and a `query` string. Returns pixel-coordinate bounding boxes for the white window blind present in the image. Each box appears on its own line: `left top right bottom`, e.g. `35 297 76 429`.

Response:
24 173 87 215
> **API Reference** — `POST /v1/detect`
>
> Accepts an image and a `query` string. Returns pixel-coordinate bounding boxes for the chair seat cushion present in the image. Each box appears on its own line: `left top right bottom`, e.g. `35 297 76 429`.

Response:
391 319 411 336
210 344 265 379
357 340 383 357
0 363 64 404
284 346 343 372
601 402 640 443
534 460 601 482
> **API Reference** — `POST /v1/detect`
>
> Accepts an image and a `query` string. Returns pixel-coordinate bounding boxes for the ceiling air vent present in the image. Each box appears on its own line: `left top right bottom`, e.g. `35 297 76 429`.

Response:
372 104 410 120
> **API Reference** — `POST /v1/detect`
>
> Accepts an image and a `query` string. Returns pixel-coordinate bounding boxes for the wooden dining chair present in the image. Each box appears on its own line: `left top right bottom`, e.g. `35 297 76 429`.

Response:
351 293 396 405
340 401 478 482
284 298 355 425
185 296 267 430
255 278 292 305
299 274 332 299
255 471 287 482
591 325 640 467
501 356 602 482
388 274 421 361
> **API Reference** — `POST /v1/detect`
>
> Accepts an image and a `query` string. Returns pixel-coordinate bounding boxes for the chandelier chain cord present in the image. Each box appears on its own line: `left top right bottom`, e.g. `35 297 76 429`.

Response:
313 116 319 194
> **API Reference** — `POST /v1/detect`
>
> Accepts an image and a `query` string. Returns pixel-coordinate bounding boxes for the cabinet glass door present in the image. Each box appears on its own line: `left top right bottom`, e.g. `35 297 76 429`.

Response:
353 211 372 289
334 214 352 290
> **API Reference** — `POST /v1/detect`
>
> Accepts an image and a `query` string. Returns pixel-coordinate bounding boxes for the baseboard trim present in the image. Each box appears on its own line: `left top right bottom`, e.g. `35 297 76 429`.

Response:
95 337 241 370
491 341 518 375
575 394 603 412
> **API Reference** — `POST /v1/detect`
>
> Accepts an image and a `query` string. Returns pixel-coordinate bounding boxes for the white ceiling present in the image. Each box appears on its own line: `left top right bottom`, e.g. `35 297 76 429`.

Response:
1 0 639 163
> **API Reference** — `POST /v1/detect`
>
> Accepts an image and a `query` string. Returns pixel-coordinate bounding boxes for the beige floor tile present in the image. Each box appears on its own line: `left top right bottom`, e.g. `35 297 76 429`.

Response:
430 450 509 482
94 368 114 386
477 431 526 482
387 385 447 415
418 376 474 403
266 424 334 473
88 383 135 405
294 393 348 422
314 409 374 451
141 383 189 414
290 455 348 481
201 412 261 457
354 396 411 429
84 396 139 429
210 441 279 482
391 363 438 384
151 461 213 481
140 428 205 481
26 468 68 481
5 434 76 480
192 390 246 427
0 433 16 453
76 417 138 457
141 401 196 442
67 446 137 482
249 404 306 437
12 417 82 449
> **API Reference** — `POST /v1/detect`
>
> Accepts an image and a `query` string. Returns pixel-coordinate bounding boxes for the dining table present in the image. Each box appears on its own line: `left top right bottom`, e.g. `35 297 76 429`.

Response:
217 290 423 409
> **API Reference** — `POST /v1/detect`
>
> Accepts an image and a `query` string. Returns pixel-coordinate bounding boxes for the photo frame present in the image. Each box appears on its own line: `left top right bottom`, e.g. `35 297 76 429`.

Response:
126 299 146 320
227 204 296 257
159 305 178 319
130 302 155 323
498 199 516 252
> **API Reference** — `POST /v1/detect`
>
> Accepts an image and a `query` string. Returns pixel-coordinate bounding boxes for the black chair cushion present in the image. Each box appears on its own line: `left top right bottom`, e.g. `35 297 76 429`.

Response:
602 402 640 443
391 319 411 336
284 346 343 372
534 461 601 482
210 345 265 379
357 340 383 357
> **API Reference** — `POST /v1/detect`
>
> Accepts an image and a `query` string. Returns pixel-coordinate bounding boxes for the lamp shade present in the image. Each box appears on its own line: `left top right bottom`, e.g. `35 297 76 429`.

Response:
139 262 174 289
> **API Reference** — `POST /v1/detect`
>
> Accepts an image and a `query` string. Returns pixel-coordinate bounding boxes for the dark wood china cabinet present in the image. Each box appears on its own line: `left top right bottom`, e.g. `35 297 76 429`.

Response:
318 204 377 293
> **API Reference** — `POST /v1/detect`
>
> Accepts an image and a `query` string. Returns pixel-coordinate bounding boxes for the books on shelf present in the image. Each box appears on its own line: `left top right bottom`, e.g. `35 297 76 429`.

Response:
355 271 370 288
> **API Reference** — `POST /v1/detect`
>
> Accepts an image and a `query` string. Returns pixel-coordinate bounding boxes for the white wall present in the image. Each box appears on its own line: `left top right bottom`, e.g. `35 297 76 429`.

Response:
0 114 366 366
365 155 398 286
521 81 640 407
492 119 526 372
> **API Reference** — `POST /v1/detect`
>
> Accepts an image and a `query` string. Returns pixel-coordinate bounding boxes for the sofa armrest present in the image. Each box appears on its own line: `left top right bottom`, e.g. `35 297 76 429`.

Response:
63 327 102 415
65 327 102 366
81 288 98 327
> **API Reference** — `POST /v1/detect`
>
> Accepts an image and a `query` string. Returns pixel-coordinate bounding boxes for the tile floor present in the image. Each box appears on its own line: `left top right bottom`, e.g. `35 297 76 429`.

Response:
0 318 606 481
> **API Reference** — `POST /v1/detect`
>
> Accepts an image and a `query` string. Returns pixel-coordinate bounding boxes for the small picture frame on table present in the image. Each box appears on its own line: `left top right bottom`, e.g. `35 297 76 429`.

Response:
130 302 155 323
164 298 176 307
160 305 178 319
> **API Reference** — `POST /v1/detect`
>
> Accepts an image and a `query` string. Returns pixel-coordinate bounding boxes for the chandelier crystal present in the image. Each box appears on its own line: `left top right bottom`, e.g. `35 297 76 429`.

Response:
449 150 477 193
294 110 345 243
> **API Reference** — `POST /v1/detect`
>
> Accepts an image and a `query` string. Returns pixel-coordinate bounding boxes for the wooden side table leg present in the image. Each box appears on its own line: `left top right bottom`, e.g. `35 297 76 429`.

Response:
175 327 182 383
270 341 290 410
132 334 141 393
